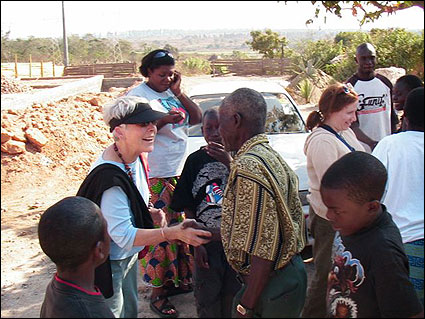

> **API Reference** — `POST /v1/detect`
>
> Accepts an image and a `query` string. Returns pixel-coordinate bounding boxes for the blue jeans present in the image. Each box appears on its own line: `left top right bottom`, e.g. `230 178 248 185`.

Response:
106 254 139 318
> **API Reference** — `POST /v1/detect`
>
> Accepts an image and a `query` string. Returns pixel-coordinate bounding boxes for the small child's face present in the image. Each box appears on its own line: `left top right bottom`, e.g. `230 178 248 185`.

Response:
202 112 223 145
321 187 376 236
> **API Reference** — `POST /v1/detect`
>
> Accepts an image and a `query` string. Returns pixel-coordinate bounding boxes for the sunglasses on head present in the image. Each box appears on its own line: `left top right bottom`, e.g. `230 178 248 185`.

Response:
342 83 354 94
153 51 173 59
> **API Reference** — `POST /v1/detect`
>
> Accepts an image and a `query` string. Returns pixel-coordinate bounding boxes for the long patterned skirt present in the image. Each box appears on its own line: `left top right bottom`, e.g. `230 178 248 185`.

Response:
139 177 194 288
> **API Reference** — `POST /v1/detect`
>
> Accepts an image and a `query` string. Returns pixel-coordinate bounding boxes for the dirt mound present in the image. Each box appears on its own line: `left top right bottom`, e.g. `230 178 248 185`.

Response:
1 75 33 94
1 89 127 200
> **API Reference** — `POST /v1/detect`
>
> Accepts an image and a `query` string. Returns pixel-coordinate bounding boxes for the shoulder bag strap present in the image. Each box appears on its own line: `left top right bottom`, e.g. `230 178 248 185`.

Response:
319 124 356 152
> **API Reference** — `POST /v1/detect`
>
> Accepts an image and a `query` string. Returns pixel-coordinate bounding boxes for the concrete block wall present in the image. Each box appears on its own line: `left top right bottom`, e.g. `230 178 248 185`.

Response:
1 75 104 111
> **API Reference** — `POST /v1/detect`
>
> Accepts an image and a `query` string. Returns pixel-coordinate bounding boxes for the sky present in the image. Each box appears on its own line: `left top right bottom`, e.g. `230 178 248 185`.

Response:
1 1 424 39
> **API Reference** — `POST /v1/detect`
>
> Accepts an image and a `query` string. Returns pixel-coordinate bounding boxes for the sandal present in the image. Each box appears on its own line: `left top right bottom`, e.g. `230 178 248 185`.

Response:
150 295 179 318
164 284 193 297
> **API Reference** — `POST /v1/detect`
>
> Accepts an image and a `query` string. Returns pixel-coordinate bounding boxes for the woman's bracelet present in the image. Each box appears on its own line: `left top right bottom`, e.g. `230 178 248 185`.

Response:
160 227 169 242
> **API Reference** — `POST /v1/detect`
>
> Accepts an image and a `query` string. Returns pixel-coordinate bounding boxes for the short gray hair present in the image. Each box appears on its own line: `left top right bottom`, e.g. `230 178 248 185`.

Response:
221 88 267 134
103 95 150 126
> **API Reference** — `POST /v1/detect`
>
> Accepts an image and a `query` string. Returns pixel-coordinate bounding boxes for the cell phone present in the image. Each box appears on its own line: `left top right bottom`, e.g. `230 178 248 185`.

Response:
172 72 178 83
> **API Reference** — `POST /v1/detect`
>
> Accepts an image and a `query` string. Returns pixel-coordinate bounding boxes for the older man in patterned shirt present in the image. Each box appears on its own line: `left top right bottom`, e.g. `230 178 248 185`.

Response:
218 87 307 318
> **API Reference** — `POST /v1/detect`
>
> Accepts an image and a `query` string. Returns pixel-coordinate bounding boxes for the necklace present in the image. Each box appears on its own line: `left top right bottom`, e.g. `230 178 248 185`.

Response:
113 142 134 182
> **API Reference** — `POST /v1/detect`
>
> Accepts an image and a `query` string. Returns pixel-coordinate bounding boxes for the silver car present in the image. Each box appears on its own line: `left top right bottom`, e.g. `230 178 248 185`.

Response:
185 80 312 245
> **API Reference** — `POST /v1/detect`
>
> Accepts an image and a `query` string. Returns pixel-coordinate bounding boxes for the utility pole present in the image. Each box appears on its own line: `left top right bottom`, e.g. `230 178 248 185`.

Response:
62 1 69 66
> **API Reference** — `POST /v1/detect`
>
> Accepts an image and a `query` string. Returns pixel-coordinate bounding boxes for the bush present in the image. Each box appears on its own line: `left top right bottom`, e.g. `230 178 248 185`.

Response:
181 57 211 75
297 78 314 103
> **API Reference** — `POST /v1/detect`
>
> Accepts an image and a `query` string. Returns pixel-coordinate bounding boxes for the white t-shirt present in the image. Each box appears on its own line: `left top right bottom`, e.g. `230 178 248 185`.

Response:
126 82 190 178
89 152 149 260
347 74 392 153
372 131 424 243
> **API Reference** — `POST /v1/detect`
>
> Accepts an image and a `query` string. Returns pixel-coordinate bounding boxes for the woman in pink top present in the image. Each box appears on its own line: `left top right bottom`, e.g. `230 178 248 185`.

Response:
302 83 365 318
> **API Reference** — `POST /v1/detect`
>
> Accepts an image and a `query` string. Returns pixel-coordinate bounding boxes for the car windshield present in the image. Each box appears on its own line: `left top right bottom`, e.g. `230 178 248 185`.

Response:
189 92 307 136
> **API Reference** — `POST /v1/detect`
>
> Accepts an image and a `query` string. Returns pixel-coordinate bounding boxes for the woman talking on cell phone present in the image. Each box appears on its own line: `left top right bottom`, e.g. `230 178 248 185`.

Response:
126 49 202 318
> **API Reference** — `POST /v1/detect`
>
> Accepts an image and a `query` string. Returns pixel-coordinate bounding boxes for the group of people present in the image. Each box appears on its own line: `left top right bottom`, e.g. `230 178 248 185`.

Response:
302 42 424 318
37 43 423 318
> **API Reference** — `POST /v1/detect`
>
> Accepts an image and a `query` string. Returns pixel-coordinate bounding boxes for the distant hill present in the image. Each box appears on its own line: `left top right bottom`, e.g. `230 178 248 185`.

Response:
100 28 423 53
100 28 357 52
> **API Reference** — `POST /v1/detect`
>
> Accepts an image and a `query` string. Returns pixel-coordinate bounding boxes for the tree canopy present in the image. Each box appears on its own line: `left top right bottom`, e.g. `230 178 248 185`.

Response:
246 29 288 58
283 1 424 26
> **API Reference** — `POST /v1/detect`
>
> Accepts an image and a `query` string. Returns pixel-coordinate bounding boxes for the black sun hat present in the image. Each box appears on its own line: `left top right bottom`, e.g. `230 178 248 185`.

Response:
109 102 167 132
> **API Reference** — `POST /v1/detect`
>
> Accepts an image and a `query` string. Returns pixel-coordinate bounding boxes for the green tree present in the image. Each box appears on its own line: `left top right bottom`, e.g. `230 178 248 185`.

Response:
163 44 179 59
371 28 424 75
334 31 371 47
246 29 288 58
1 30 12 61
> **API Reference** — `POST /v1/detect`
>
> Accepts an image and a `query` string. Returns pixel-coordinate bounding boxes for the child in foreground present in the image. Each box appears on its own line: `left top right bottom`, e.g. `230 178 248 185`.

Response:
38 196 114 318
320 151 423 318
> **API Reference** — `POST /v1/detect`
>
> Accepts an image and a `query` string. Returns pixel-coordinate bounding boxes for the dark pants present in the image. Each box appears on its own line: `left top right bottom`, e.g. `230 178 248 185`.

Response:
302 207 335 318
232 254 307 318
193 241 241 318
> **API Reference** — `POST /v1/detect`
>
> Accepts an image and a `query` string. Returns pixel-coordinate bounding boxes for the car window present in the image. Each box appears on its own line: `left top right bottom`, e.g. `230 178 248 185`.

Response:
189 92 306 136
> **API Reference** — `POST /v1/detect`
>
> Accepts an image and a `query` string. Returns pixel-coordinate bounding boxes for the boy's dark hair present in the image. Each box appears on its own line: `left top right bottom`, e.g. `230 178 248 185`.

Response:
321 151 387 204
38 196 105 271
404 87 424 129
395 74 423 91
139 49 175 77
202 106 219 123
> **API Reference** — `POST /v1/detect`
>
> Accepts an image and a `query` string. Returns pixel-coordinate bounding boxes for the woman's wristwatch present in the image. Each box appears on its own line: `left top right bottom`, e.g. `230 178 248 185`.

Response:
236 303 253 316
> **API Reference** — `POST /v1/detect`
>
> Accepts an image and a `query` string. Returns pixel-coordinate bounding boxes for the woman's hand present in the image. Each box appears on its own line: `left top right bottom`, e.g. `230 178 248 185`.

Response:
156 110 186 129
205 142 232 168
166 219 211 246
170 70 182 96
194 245 209 269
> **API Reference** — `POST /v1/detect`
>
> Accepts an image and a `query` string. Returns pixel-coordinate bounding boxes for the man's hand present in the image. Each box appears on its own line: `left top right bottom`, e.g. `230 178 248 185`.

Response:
205 141 232 168
194 245 209 269
181 219 207 231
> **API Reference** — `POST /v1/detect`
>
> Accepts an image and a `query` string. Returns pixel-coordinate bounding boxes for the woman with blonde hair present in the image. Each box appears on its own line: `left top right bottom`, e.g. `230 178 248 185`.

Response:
77 96 211 318
302 83 365 318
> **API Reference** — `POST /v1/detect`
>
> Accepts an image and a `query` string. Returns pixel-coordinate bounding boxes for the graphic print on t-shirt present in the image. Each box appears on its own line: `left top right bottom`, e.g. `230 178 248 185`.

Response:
328 235 365 318
205 182 224 205
158 97 188 127
192 162 228 229
357 93 389 115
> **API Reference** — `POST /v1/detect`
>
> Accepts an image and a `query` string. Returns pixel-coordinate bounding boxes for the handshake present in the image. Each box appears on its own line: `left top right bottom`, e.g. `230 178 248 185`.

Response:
174 219 211 247
149 206 211 246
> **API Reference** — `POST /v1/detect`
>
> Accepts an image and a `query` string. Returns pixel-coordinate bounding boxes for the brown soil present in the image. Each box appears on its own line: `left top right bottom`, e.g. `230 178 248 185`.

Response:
1 75 313 318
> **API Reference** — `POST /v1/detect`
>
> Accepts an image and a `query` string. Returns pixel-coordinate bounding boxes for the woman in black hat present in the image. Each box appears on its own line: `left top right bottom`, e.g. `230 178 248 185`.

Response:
77 95 211 318
126 50 202 317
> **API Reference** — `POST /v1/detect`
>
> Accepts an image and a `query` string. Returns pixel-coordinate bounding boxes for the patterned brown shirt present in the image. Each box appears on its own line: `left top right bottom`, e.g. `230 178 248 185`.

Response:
221 134 306 275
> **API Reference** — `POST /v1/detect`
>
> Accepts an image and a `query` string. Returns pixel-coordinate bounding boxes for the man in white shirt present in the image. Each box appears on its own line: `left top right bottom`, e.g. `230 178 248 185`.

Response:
346 43 399 153
372 87 424 305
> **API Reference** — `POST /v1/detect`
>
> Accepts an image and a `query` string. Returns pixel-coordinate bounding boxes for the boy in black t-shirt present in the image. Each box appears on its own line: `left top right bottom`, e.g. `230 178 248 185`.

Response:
170 107 240 318
38 196 114 318
320 151 423 318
